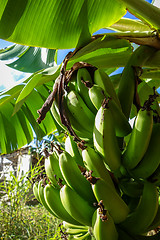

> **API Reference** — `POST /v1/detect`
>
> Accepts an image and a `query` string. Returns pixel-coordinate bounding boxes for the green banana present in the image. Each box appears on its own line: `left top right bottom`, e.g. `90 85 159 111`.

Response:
51 100 67 131
91 178 130 224
52 95 92 141
92 208 118 240
76 67 96 114
65 135 84 167
44 183 81 225
63 221 88 230
45 152 65 188
93 101 121 171
119 178 144 198
60 185 96 226
82 146 115 189
118 165 130 178
65 227 88 235
122 108 153 169
68 236 75 240
68 74 77 91
88 84 105 110
147 164 160 186
94 68 121 108
66 90 95 133
120 181 159 235
127 197 141 213
118 45 157 119
33 181 41 203
73 231 91 239
147 202 160 232
37 180 59 218
89 84 131 137
131 123 160 179
64 104 93 141
65 227 91 240
107 98 132 137
59 151 96 203
138 82 160 116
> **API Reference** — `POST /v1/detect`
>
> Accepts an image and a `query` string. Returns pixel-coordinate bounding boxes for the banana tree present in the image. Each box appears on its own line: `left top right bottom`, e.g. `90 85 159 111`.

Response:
1 0 160 239
0 0 159 177
0 0 159 154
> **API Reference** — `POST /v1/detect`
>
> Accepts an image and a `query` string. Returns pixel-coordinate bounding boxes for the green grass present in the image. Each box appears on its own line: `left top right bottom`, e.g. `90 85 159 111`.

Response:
0 167 67 240
0 201 65 239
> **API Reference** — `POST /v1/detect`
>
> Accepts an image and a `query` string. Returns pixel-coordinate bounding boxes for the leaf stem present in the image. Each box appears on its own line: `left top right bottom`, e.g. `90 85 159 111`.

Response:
93 31 160 49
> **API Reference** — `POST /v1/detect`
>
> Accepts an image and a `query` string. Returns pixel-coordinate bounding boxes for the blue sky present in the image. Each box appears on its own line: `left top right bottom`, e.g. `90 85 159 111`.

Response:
0 0 154 91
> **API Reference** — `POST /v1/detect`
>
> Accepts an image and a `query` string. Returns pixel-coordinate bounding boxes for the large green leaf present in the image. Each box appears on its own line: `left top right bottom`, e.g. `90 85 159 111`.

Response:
0 44 27 60
0 44 57 73
0 100 33 153
0 0 126 49
0 82 57 154
14 65 60 114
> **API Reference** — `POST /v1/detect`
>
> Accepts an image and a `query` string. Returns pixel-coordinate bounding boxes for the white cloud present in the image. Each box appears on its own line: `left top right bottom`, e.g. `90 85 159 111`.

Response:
0 61 16 89
152 0 160 7
0 61 30 90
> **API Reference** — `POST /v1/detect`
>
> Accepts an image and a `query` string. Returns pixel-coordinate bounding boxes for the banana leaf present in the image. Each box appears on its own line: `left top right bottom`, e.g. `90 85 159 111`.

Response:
0 0 126 49
0 44 57 73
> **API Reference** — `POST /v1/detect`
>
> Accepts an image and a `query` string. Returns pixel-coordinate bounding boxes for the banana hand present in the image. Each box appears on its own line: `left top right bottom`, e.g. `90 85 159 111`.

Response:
59 151 96 203
44 183 81 225
60 185 96 226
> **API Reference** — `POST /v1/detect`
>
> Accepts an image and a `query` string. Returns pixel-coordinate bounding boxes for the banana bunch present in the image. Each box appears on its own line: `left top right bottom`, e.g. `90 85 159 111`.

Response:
51 67 132 142
34 63 160 239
